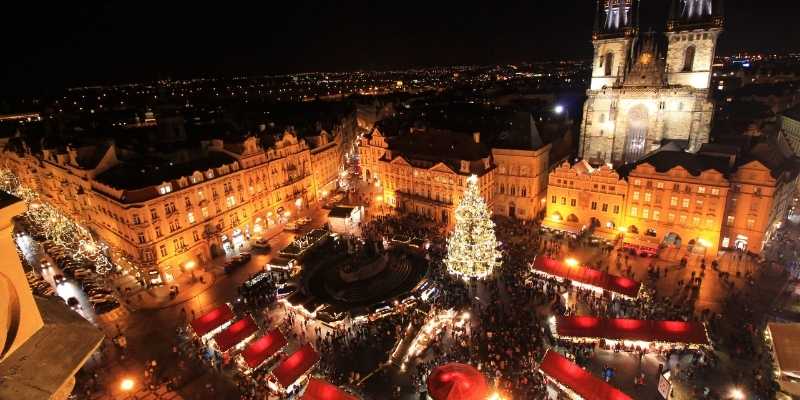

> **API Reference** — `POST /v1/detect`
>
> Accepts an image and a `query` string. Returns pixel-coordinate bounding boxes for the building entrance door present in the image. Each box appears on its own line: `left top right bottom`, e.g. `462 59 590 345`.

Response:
624 105 649 163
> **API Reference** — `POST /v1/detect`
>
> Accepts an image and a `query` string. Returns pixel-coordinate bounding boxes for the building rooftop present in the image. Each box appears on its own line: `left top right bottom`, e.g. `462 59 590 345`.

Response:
95 151 238 191
0 296 104 400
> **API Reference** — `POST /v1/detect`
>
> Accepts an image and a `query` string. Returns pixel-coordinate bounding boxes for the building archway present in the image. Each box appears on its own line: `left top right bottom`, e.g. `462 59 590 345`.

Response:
735 235 749 251
567 214 579 223
624 105 649 163
663 232 682 247
628 225 639 234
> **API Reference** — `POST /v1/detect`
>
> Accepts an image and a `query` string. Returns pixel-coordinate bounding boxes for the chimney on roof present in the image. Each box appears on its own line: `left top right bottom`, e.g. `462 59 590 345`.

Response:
473 132 481 144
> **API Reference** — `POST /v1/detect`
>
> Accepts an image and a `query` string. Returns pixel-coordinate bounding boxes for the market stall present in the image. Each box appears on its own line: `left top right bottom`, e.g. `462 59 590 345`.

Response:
531 256 642 299
238 329 288 372
538 350 632 400
300 378 358 400
269 343 321 392
766 323 800 397
212 315 259 353
426 362 489 400
328 205 363 236
553 316 710 349
190 303 235 340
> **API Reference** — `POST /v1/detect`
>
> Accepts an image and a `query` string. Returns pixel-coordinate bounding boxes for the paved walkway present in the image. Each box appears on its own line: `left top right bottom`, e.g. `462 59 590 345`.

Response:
116 271 217 311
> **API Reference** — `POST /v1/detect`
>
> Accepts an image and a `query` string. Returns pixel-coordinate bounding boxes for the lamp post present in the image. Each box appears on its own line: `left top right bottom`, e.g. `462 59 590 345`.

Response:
119 377 136 400
185 261 196 283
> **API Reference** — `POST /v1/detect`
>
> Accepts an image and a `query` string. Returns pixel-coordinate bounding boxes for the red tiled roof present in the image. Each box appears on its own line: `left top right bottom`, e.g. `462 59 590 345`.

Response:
427 363 489 400
242 329 288 369
190 303 234 337
301 378 358 400
539 350 633 400
532 257 641 298
213 315 258 352
556 316 709 345
272 344 320 388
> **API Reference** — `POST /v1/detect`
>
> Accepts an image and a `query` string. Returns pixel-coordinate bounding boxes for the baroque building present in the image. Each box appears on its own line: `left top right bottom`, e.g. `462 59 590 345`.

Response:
2 128 345 283
580 0 724 165
544 140 799 255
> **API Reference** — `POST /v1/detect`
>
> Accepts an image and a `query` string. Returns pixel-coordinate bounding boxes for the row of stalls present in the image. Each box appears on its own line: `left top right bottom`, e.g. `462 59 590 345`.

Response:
527 257 715 399
189 303 357 399
530 256 642 300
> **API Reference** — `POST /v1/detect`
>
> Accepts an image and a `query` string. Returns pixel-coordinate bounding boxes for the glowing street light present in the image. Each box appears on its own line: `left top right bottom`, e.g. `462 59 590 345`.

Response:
185 260 196 282
119 377 135 392
554 104 565 114
565 257 579 268
729 388 745 400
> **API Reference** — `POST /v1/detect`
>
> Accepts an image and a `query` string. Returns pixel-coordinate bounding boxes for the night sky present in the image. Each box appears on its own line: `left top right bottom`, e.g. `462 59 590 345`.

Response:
1 0 797 95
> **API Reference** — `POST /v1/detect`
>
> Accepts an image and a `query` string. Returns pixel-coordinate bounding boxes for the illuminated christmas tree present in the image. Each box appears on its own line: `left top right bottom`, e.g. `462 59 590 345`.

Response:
445 175 501 280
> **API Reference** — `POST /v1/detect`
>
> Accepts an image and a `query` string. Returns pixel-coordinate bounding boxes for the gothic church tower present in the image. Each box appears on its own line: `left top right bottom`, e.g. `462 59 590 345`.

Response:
580 0 723 166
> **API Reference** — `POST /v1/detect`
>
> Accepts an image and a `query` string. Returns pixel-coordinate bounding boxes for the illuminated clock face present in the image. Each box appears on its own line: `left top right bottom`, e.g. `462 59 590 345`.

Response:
640 52 653 65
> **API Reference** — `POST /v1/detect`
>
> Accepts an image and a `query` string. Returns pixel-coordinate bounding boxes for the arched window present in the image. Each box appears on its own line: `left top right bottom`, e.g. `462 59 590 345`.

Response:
499 184 505 195
604 52 615 76
683 46 695 72
510 186 516 196
521 187 527 197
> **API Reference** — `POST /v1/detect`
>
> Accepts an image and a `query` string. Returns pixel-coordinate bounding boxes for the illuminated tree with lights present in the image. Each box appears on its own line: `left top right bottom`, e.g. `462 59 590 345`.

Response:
0 168 113 275
445 175 501 280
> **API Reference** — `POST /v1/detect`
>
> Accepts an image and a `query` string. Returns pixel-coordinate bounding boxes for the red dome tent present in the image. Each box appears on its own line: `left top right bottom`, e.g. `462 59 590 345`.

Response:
427 363 489 400
301 378 358 400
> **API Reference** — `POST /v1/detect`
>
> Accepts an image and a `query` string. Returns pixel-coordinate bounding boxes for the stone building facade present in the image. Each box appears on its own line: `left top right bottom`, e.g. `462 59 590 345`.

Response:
2 130 345 283
543 142 799 255
580 0 723 165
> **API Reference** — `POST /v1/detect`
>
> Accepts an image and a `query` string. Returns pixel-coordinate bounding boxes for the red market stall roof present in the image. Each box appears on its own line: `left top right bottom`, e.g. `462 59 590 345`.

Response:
242 329 288 369
190 303 235 337
214 315 258 352
272 343 321 388
301 378 358 400
555 316 709 345
539 350 632 400
427 363 489 400
532 257 641 298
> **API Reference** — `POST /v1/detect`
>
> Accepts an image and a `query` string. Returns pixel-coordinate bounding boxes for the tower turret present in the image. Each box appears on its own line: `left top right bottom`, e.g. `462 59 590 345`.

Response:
665 0 723 89
590 0 639 90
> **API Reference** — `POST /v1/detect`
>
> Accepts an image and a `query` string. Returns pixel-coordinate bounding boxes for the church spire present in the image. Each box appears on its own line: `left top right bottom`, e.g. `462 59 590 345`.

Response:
593 0 601 34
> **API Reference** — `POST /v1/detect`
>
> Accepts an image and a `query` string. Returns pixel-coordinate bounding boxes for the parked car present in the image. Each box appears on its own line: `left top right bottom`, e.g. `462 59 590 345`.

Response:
66 297 81 311
253 238 271 251
276 283 297 299
53 274 67 285
94 300 120 314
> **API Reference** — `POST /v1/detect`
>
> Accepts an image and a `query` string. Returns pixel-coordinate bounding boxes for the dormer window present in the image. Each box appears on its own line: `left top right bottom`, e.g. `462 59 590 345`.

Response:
158 183 172 195
206 170 214 179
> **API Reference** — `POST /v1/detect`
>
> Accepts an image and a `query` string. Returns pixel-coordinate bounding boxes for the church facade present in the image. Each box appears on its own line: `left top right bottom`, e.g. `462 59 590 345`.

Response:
579 0 724 165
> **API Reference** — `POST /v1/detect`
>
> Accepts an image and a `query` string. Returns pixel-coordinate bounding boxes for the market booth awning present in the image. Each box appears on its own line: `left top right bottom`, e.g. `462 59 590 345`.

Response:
531 257 641 298
190 303 235 337
301 378 358 400
555 316 709 346
767 323 800 381
539 350 632 400
272 344 321 388
241 329 288 370
427 363 489 400
214 315 258 353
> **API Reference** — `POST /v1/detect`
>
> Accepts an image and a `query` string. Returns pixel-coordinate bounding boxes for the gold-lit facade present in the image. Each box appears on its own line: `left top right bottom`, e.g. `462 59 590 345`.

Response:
2 131 344 282
544 146 799 254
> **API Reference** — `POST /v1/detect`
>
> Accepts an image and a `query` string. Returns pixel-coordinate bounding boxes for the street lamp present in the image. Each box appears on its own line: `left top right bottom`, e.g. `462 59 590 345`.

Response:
185 261 196 282
119 377 135 396
729 388 745 400
554 104 565 114
565 257 579 268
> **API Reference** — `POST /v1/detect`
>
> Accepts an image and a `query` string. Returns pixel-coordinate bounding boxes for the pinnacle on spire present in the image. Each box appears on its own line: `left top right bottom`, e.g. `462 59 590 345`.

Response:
593 0 601 33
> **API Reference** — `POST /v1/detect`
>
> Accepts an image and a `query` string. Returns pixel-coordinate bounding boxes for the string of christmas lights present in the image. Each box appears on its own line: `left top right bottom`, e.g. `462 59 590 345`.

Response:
0 169 113 275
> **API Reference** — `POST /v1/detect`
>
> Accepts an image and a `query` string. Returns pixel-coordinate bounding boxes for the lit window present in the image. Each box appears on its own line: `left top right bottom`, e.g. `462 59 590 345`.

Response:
633 191 640 201
747 218 756 230
201 207 209 218
670 197 678 207
644 192 652 202
158 184 172 195
630 207 638 217
682 198 690 208
642 208 649 219
679 214 687 224
656 182 664 189
726 215 734 226
226 195 236 208
698 186 706 194
187 212 195 224
711 188 719 196
653 210 660 220
692 216 700 226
